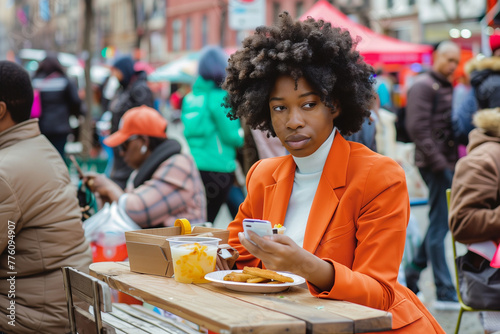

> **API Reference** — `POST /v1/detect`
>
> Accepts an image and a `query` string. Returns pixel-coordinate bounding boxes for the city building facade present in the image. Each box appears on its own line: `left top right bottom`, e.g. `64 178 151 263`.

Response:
0 0 493 64
371 0 486 52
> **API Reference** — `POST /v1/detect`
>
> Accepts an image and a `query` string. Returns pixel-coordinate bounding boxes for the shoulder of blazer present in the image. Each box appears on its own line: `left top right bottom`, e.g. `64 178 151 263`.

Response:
247 155 295 183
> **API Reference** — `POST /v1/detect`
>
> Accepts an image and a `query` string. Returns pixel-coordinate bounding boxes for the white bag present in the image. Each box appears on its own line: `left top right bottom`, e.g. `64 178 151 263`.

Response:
83 202 140 242
83 202 141 261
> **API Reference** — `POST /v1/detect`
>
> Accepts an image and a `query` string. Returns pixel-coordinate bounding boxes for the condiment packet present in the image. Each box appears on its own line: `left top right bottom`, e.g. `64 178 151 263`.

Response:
217 244 239 268
272 224 286 235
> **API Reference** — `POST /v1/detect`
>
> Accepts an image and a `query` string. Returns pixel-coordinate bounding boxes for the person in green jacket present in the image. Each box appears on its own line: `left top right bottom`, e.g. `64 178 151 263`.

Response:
182 45 244 223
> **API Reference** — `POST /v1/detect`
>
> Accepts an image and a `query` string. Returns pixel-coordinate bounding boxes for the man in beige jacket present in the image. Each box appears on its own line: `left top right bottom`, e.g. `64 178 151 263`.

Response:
0 61 92 333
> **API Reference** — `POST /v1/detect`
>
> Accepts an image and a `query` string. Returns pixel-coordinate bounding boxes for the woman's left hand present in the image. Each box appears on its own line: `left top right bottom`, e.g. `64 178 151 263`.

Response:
238 231 306 274
238 231 335 291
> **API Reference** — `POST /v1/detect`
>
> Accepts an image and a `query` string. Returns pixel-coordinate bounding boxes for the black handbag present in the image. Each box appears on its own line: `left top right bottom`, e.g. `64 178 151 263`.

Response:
457 250 500 310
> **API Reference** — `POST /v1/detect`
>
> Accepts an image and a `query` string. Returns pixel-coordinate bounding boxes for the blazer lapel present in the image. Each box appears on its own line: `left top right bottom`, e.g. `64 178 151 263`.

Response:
303 134 350 253
263 155 296 226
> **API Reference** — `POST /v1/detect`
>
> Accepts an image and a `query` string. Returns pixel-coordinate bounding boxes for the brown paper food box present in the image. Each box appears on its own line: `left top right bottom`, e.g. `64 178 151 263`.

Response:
125 226 230 277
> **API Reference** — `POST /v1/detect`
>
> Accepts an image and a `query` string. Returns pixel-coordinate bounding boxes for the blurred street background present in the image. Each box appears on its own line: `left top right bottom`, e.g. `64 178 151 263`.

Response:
0 0 493 160
1 0 499 332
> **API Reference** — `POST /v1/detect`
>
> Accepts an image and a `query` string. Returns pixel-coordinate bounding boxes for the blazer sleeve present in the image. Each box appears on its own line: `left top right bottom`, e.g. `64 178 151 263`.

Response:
312 158 410 311
227 160 264 268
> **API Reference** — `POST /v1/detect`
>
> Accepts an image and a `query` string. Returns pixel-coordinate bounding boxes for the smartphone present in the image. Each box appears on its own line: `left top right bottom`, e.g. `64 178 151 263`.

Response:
243 219 273 240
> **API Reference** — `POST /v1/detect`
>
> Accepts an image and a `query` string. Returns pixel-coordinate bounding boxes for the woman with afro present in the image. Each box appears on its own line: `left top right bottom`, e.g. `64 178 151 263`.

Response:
223 12 444 333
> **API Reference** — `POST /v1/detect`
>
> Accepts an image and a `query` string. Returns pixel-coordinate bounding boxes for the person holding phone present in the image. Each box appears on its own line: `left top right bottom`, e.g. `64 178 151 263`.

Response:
223 12 444 333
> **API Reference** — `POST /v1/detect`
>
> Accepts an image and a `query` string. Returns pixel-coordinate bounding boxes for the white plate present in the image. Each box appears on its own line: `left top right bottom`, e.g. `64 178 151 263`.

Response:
204 270 306 293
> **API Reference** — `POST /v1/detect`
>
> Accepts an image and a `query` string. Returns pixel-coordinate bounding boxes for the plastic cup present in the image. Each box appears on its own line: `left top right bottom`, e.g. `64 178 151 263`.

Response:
168 236 221 283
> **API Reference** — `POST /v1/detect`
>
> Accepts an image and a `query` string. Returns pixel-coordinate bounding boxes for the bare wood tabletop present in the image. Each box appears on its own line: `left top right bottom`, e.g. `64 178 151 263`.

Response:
89 262 392 334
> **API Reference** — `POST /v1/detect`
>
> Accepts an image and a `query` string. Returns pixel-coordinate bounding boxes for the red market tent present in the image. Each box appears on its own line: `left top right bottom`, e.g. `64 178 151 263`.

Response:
300 0 433 67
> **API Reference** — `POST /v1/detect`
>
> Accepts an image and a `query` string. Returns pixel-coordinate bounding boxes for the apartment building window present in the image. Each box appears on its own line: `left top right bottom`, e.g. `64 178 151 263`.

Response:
39 0 51 21
116 4 128 33
273 2 280 24
151 32 164 60
68 20 76 43
55 0 64 15
296 2 304 18
202 15 208 47
172 19 182 51
61 0 68 13
100 8 111 34
389 27 411 43
152 0 165 18
186 17 192 50
387 0 394 8
409 0 416 5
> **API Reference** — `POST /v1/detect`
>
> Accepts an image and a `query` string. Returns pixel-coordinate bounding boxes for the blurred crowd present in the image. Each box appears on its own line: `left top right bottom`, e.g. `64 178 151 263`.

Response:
2 20 500 331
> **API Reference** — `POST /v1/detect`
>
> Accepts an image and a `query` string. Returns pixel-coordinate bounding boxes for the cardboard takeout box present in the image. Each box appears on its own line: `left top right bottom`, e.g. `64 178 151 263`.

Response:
125 226 229 277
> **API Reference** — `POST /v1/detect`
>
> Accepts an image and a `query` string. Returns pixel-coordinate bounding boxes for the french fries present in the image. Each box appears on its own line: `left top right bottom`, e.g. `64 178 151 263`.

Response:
223 273 259 282
223 267 294 284
246 277 271 283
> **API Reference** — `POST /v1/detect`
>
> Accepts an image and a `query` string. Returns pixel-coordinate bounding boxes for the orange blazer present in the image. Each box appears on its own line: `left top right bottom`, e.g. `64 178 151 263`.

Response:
227 134 444 333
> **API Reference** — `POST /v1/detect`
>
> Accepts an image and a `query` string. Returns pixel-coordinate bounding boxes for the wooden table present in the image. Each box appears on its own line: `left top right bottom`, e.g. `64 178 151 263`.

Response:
90 262 392 334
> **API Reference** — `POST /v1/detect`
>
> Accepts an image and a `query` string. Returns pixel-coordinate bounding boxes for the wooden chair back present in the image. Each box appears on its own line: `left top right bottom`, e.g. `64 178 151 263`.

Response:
62 266 116 334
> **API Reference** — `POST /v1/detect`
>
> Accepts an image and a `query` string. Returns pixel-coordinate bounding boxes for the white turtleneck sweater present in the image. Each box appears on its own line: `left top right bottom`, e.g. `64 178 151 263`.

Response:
284 129 336 247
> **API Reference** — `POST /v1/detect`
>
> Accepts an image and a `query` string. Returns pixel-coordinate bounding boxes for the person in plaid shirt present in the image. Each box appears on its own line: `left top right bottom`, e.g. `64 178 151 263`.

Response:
87 105 206 227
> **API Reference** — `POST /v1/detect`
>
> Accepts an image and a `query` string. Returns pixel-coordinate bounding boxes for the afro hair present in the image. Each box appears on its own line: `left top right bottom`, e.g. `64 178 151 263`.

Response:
222 12 375 137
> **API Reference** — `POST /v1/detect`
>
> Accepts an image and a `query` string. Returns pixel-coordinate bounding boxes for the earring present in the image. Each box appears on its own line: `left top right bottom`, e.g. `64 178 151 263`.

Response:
140 145 147 154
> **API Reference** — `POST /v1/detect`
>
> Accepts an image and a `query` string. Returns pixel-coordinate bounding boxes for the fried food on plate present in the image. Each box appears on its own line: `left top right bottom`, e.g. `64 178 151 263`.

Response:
246 277 271 283
223 272 260 282
242 267 294 283
222 267 295 284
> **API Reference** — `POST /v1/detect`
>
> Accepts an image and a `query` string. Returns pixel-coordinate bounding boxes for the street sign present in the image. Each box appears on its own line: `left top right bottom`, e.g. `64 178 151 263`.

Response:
229 0 266 31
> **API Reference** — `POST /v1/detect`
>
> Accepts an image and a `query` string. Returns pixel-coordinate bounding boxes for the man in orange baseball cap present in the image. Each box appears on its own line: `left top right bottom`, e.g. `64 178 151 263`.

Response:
104 105 167 148
86 105 207 228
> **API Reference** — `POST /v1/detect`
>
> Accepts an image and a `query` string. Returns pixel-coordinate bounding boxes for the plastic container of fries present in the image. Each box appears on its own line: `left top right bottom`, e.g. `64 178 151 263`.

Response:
168 236 221 284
